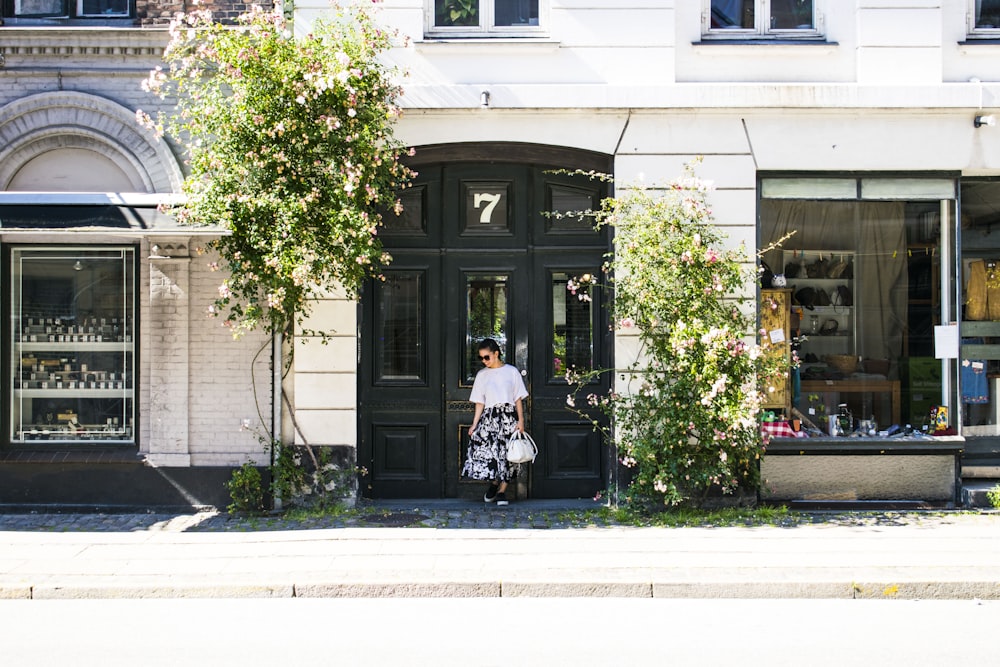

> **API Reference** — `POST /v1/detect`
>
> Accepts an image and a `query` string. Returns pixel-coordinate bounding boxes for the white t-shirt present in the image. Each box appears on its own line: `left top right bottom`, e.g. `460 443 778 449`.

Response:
470 364 528 408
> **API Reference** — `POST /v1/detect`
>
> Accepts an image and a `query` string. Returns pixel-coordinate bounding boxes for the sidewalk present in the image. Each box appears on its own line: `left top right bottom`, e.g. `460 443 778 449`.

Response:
0 502 998 600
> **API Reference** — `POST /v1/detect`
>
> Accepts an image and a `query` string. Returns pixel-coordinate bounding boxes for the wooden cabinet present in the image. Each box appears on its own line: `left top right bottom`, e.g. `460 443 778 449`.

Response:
760 288 791 413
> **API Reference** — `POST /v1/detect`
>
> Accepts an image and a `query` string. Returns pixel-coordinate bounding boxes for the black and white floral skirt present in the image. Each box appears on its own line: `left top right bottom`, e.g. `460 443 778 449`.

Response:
462 403 520 482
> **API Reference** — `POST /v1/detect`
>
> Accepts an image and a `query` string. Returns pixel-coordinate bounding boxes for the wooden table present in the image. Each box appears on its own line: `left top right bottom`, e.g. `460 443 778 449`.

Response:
801 379 901 426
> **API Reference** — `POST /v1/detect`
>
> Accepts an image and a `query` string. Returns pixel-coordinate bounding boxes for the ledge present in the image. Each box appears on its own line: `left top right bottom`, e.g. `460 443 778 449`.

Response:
0 447 142 464
414 37 560 54
692 39 838 55
766 436 964 456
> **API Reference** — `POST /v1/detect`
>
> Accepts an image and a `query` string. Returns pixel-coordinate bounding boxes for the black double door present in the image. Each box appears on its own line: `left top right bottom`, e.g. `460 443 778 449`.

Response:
360 158 611 499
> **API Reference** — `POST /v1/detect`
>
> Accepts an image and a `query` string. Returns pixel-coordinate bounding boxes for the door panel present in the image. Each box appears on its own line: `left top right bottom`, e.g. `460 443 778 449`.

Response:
529 253 610 498
360 254 442 498
360 155 611 499
443 253 529 498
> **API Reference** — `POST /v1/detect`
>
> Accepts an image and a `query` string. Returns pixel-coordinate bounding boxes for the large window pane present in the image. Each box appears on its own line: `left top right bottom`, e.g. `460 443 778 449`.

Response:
376 272 424 383
434 0 480 27
495 0 538 27
711 0 753 29
552 272 593 378
11 248 135 444
976 0 1000 28
770 0 813 29
959 180 1000 435
78 0 128 16
761 196 948 434
466 275 508 383
14 0 64 15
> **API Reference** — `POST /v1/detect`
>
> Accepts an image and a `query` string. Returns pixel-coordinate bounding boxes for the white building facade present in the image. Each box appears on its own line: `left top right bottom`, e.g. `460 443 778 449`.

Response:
3 0 1000 506
293 0 1000 503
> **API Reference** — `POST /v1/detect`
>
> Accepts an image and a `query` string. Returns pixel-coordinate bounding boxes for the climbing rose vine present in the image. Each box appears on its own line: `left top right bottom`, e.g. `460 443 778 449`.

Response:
139 1 411 337
566 167 785 507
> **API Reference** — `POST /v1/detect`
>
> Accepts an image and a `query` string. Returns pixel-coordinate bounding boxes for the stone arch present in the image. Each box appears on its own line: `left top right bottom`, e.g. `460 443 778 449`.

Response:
0 91 183 193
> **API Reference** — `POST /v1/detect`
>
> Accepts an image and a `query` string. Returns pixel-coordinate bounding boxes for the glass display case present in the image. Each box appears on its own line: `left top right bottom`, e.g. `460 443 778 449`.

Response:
10 247 135 444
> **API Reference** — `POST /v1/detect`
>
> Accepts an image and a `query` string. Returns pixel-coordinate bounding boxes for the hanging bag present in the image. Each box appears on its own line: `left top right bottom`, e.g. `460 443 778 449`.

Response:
506 431 538 464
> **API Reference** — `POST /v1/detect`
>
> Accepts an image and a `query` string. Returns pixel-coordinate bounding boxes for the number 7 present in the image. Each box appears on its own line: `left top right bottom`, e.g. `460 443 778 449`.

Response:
474 193 502 224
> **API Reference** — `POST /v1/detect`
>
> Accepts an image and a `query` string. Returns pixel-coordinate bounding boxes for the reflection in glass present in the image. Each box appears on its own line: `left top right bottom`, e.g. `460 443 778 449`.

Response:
384 187 426 235
711 0 753 29
466 275 508 383
11 248 135 444
770 0 813 29
14 0 63 15
552 272 593 378
376 272 424 383
434 0 480 27
495 0 539 27
78 0 128 15
548 185 596 232
976 0 1000 28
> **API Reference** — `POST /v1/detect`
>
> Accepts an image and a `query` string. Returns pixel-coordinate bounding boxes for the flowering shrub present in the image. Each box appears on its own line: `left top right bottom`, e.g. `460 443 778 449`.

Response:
139 1 411 338
566 167 784 507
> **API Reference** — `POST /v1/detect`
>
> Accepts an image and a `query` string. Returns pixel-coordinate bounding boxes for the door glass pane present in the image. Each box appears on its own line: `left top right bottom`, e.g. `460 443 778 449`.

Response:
495 0 539 27
466 274 509 383
376 272 424 383
711 0 753 29
434 0 480 27
552 272 593 378
384 186 426 236
11 248 135 444
547 184 597 233
770 0 813 30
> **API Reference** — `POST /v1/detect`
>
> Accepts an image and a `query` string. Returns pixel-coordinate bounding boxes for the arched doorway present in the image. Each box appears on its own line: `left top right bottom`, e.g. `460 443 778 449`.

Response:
359 143 613 499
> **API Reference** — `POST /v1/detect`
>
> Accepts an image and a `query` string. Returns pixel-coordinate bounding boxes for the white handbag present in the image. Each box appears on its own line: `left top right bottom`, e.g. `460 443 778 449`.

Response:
506 431 538 464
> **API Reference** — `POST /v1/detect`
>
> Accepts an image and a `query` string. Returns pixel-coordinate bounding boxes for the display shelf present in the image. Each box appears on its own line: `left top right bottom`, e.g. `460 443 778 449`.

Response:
14 388 130 399
17 341 131 352
784 249 857 361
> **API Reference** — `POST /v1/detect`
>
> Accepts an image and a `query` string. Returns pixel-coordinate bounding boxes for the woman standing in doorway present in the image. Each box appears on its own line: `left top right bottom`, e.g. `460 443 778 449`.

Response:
462 338 528 506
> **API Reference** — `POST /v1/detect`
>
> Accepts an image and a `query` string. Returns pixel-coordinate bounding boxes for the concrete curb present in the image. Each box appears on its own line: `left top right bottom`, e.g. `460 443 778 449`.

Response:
3 579 1000 600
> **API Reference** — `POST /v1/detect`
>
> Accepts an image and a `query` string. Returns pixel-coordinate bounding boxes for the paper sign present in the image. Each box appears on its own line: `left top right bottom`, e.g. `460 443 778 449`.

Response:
973 361 985 371
934 324 959 359
768 328 785 344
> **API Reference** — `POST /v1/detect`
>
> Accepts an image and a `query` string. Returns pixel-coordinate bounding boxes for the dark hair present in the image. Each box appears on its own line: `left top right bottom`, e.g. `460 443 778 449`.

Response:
478 338 501 355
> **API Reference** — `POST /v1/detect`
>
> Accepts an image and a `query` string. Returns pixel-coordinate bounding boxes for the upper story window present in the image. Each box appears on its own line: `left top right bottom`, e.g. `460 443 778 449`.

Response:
704 0 823 39
427 0 544 37
970 0 1000 37
4 0 130 18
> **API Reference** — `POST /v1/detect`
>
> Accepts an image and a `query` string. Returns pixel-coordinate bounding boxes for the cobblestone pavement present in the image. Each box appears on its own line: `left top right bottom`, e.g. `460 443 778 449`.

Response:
0 500 996 533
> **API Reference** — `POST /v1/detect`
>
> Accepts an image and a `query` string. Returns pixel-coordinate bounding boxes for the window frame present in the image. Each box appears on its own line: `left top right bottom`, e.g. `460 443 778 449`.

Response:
425 0 548 38
702 0 825 40
968 0 1000 38
5 0 131 19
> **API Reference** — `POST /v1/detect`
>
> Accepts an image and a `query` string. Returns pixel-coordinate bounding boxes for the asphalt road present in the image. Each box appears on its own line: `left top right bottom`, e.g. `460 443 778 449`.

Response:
1 598 996 666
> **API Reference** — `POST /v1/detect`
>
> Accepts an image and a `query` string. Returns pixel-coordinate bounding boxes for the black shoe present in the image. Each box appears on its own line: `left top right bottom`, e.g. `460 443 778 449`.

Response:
484 483 500 503
495 492 509 506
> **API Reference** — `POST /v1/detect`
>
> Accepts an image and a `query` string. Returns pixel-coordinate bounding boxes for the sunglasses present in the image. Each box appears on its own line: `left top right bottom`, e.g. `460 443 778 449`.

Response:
479 354 494 361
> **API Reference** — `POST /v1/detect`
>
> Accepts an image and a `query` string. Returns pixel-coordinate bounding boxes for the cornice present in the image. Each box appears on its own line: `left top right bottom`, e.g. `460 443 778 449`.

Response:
0 28 168 62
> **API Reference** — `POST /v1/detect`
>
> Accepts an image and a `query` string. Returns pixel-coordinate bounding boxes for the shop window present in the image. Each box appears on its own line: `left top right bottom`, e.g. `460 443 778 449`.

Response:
10 247 136 444
427 0 543 37
969 0 1000 36
759 177 958 437
704 0 823 38
959 180 1000 436
6 0 130 18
